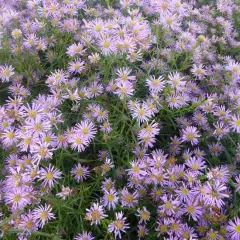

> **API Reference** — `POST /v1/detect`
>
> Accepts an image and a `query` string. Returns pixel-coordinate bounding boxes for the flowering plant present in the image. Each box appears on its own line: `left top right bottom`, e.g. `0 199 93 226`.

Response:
0 0 240 239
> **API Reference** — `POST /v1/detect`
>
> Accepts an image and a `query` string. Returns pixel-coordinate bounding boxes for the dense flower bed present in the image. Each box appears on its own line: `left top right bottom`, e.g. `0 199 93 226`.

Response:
0 0 240 239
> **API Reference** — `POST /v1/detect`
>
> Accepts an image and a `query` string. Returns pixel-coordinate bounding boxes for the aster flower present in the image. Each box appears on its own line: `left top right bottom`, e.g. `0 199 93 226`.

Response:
203 181 229 208
137 224 149 238
19 211 38 232
131 104 152 123
181 126 200 146
68 59 85 74
56 185 72 200
75 232 95 240
158 194 180 216
136 207 151 223
115 81 135 99
120 187 138 208
71 164 90 182
146 75 164 93
227 218 240 240
68 134 90 152
33 204 55 228
108 212 129 239
5 188 30 210
191 64 207 80
74 120 96 141
0 65 14 82
38 164 62 188
126 159 146 179
185 156 206 174
116 67 136 82
181 199 203 221
102 188 119 210
85 202 107 225
101 158 114 175
230 115 240 133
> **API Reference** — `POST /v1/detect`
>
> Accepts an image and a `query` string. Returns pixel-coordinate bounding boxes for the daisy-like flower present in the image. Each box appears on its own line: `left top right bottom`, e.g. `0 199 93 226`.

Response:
108 212 129 239
185 156 206 174
19 211 38 232
5 188 30 210
137 224 149 238
66 43 85 57
136 207 151 223
191 64 207 80
102 188 119 210
203 181 229 208
131 104 152 123
33 204 55 228
68 134 90 152
56 185 72 200
0 65 14 82
234 175 240 192
227 218 240 240
158 194 180 216
71 163 90 182
85 202 107 225
75 231 95 240
126 160 147 179
74 120 96 141
168 72 186 91
120 187 138 208
116 67 136 82
230 115 240 133
31 142 53 163
38 164 62 188
146 75 164 93
181 199 203 221
101 158 114 175
68 59 85 74
181 126 200 146
115 81 135 99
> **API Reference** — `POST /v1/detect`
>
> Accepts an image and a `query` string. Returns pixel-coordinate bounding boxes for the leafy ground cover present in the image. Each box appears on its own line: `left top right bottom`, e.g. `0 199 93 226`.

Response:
0 0 240 239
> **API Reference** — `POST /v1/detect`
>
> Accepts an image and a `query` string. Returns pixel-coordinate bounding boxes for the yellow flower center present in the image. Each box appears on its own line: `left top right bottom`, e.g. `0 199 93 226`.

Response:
46 172 53 180
107 194 114 202
40 211 48 221
13 194 21 202
235 225 240 233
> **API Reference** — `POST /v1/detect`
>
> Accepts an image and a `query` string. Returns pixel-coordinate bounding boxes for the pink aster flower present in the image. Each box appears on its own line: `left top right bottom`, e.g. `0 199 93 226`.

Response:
108 212 129 239
68 59 85 74
120 187 138 208
71 163 90 182
230 115 240 133
68 134 90 152
38 164 62 188
181 199 203 221
191 64 207 80
181 126 200 146
33 204 55 228
85 202 107 225
115 81 135 99
116 67 136 82
136 207 151 223
227 218 240 240
75 232 95 240
146 75 164 93
74 120 96 141
56 185 72 200
203 181 229 208
0 65 14 82
185 156 206 174
5 188 30 211
102 188 119 210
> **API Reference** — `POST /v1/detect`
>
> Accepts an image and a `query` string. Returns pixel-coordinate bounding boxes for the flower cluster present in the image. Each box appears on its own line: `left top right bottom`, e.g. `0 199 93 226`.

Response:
0 0 240 240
